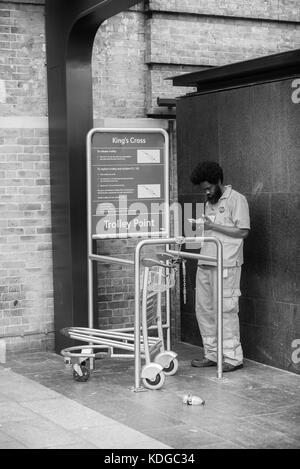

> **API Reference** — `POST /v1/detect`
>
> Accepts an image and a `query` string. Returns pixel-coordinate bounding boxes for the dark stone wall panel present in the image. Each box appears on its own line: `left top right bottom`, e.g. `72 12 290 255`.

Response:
181 299 202 347
177 99 196 197
277 80 300 194
239 297 255 329
254 299 291 329
242 193 273 299
177 94 219 197
217 88 252 194
241 324 277 367
250 82 283 194
271 193 300 304
177 76 300 374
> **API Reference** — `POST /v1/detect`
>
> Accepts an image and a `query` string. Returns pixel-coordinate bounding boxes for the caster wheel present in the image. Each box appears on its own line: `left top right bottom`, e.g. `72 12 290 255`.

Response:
163 358 179 376
73 365 90 382
142 371 165 390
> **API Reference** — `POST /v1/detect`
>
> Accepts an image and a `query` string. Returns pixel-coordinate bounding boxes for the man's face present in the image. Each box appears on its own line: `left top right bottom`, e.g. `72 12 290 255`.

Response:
199 181 222 205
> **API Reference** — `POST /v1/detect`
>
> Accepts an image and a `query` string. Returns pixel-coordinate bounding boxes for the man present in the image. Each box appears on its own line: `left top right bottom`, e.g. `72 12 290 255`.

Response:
190 161 250 372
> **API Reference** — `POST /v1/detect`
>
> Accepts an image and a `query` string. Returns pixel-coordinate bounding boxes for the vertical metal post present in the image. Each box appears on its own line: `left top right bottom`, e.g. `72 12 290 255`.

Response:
134 242 142 390
86 132 93 330
216 239 223 379
86 132 95 369
166 288 171 350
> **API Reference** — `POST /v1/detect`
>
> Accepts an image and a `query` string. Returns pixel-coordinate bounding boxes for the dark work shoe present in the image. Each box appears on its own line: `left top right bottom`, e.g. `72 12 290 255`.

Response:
191 357 217 368
222 362 243 373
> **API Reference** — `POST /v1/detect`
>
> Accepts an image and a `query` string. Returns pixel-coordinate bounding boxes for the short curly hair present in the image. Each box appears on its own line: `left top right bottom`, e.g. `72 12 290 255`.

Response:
190 161 223 185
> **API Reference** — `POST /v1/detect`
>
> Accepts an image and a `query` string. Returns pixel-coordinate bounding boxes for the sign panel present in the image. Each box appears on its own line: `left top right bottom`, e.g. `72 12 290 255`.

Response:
87 128 169 239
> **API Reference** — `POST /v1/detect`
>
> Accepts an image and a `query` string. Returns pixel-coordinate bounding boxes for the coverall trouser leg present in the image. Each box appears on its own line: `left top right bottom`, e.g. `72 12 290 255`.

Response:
195 265 243 366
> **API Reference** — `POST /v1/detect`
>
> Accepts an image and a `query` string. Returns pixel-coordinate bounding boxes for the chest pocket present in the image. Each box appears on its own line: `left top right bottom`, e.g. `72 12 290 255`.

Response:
215 205 231 225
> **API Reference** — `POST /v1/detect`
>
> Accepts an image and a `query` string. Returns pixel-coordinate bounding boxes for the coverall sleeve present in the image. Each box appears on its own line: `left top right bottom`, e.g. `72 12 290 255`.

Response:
232 195 250 229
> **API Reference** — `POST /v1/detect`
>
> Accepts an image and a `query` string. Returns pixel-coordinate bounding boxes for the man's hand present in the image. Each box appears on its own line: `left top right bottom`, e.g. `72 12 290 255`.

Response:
188 217 205 231
203 215 215 230
203 216 250 239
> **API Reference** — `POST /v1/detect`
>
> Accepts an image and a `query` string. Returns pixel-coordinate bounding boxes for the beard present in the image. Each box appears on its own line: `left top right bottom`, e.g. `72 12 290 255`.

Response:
207 184 222 205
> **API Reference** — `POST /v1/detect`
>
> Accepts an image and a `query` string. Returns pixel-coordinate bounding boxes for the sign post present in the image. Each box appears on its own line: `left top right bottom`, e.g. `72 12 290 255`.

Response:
86 128 169 334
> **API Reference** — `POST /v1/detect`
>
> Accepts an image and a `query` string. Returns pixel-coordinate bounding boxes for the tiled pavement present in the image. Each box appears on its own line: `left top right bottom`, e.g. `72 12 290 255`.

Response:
1 342 300 449
0 368 170 449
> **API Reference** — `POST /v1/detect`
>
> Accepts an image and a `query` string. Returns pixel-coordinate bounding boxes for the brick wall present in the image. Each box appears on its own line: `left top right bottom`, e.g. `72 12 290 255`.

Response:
92 9 147 119
92 2 300 117
0 0 52 353
0 1 47 116
147 15 300 67
96 238 136 330
0 120 53 353
92 4 198 118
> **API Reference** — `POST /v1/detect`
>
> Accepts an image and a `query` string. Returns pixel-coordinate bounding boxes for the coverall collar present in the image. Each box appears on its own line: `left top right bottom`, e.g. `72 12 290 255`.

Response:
220 185 232 200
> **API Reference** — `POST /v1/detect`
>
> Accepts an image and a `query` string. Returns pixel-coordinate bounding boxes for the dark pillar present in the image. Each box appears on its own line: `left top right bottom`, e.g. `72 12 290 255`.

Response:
45 0 141 352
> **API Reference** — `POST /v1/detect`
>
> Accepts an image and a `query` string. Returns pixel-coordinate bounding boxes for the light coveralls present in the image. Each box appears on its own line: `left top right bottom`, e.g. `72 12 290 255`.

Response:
196 185 250 366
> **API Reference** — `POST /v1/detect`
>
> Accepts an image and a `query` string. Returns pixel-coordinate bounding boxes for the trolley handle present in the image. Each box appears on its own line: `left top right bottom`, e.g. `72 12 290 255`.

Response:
156 252 178 261
156 252 183 265
141 257 178 269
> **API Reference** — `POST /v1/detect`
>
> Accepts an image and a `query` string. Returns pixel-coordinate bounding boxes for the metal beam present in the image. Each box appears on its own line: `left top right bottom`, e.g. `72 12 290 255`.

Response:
45 0 142 352
172 48 300 91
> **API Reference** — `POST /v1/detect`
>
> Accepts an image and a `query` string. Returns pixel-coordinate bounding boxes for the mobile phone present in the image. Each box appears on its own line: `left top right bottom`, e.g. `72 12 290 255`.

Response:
188 217 204 224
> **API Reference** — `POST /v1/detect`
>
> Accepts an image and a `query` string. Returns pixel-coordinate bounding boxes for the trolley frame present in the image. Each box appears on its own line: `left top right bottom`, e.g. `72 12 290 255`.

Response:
85 236 223 391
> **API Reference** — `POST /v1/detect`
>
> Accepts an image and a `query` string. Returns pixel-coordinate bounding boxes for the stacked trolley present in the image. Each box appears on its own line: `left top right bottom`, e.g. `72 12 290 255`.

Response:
61 252 180 390
61 236 224 391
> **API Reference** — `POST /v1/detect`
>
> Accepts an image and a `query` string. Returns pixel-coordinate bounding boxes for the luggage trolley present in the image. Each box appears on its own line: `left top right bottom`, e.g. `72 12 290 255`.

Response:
60 251 181 390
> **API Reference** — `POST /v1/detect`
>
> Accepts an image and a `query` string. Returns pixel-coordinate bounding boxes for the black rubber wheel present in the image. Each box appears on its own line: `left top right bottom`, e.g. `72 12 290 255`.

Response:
142 371 165 390
163 361 175 373
73 365 90 382
163 358 179 376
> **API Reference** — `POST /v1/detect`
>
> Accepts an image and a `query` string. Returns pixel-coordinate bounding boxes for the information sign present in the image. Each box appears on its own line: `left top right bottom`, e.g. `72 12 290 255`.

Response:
87 128 169 239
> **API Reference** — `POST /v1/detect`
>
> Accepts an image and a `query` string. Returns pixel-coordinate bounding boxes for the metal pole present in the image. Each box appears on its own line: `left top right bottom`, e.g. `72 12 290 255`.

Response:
87 131 94 369
86 132 93 331
166 287 171 350
134 241 143 391
215 239 223 379
166 249 216 265
88 260 94 329
89 254 134 266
